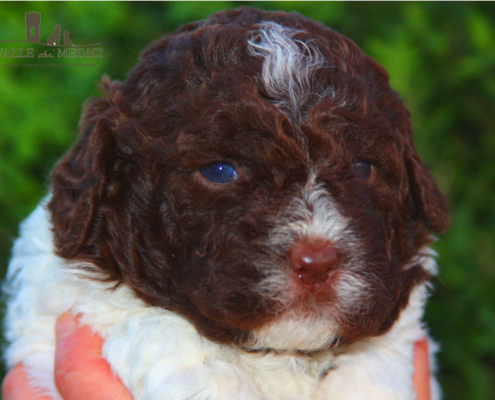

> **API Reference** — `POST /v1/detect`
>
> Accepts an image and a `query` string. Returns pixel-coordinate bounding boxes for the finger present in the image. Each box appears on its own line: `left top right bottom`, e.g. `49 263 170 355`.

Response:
54 313 133 400
2 364 51 400
413 337 431 400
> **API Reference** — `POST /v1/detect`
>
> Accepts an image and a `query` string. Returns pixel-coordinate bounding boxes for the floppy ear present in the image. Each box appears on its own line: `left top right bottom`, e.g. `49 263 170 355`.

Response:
379 91 450 235
48 78 123 259
405 146 449 234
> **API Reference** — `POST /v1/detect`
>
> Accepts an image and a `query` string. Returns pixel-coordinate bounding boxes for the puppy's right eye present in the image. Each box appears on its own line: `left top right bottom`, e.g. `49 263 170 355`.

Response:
200 163 238 184
350 161 372 181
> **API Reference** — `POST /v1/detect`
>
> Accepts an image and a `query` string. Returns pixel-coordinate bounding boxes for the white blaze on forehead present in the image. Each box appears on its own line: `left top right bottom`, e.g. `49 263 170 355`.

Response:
247 22 325 118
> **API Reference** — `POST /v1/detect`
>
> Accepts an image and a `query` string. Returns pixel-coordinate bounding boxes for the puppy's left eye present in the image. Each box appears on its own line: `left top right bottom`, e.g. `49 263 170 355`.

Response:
200 163 238 184
350 161 372 181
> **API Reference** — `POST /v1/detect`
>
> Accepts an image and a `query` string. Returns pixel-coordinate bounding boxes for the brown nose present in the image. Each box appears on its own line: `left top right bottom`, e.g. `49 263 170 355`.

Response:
289 240 339 285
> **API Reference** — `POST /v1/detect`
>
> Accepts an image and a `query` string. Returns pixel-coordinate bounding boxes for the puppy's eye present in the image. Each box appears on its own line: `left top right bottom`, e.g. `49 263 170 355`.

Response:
350 161 372 181
200 163 238 184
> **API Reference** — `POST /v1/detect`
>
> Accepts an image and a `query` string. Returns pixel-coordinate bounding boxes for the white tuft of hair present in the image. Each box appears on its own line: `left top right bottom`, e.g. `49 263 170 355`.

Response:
248 22 325 118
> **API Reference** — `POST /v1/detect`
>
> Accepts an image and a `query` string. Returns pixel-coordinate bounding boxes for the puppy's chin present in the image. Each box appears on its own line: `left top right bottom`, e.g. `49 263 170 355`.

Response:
244 312 339 352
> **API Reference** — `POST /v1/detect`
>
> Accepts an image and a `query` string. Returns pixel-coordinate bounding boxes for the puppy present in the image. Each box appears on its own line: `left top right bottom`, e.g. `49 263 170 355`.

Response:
4 7 449 400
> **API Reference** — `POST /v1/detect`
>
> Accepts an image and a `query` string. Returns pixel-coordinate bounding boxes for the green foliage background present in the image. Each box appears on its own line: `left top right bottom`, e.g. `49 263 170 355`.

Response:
0 2 494 399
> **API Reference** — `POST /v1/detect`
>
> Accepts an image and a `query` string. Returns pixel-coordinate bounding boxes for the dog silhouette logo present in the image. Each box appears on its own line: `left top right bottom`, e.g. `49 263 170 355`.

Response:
24 12 79 47
63 31 73 47
46 25 61 46
6 11 101 47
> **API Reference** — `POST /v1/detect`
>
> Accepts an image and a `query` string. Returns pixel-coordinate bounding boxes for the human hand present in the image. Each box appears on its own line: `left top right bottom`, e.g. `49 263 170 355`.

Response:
2 314 432 400
2 313 132 400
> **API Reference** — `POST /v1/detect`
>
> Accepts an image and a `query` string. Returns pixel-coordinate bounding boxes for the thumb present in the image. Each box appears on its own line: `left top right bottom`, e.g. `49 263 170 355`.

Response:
54 313 133 400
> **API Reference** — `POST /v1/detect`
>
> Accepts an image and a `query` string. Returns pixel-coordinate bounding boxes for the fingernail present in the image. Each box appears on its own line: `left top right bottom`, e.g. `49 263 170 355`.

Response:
55 313 78 342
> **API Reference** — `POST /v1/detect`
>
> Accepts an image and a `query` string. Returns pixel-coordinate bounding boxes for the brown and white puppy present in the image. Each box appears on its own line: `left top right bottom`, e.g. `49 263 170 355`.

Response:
4 7 448 400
